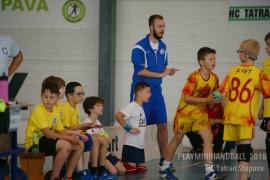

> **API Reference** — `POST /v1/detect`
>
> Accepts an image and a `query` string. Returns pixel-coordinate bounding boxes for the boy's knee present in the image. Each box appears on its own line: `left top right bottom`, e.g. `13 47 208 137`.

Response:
173 133 183 143
91 135 99 143
99 136 108 145
58 140 72 152
202 135 213 146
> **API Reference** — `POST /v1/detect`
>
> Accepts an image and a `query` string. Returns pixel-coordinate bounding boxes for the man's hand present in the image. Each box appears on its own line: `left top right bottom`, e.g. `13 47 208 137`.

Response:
161 68 170 77
162 67 179 77
130 128 140 135
168 67 179 76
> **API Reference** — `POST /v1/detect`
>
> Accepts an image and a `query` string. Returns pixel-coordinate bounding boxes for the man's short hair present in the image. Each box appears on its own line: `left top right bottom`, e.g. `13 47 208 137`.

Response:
149 14 163 26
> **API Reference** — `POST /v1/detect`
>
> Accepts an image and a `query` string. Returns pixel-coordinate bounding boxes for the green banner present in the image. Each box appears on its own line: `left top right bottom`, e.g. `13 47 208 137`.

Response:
228 6 270 21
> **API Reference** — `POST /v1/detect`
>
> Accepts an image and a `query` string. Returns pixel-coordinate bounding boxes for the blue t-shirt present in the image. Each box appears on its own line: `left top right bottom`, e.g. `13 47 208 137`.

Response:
0 34 20 75
130 34 168 100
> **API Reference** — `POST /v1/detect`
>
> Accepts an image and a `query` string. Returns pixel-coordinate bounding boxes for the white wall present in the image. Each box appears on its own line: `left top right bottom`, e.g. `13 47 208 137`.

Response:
2 0 269 149
0 28 99 143
115 0 270 149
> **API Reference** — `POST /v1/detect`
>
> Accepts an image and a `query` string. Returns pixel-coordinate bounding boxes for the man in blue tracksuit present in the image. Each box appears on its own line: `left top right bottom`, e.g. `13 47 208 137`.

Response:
130 14 178 168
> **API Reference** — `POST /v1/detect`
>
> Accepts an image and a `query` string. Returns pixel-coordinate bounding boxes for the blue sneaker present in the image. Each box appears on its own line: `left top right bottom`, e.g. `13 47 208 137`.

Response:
97 171 117 180
74 170 95 180
159 158 164 166
159 168 178 180
92 173 99 180
169 163 176 172
159 159 176 172
205 171 226 180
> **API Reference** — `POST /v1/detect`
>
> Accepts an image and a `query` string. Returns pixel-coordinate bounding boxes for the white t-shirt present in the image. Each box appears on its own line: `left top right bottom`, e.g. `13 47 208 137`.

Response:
121 101 146 149
149 40 159 56
83 118 104 135
0 34 20 75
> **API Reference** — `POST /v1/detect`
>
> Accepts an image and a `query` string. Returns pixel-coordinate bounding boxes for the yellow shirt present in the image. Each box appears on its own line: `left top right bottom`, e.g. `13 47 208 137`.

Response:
175 69 219 120
219 64 270 127
62 101 81 128
55 101 64 121
263 57 270 118
24 103 64 150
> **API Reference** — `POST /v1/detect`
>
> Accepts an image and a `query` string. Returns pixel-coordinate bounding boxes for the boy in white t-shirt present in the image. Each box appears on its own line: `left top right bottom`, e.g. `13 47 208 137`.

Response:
115 82 151 173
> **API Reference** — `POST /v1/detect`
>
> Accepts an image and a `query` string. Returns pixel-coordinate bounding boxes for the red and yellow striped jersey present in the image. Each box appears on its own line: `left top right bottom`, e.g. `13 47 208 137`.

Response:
263 57 270 118
174 69 219 120
219 64 270 127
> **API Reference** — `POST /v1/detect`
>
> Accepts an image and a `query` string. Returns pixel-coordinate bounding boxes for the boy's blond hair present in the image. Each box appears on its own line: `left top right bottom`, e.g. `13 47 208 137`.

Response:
239 39 260 60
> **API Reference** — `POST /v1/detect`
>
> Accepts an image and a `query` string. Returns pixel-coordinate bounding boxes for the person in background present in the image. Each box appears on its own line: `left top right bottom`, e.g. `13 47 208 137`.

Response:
130 14 179 170
0 33 23 169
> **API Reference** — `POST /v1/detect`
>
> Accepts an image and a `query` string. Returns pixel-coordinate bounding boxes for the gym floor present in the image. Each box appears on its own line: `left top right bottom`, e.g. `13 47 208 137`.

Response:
38 149 268 180
116 150 269 180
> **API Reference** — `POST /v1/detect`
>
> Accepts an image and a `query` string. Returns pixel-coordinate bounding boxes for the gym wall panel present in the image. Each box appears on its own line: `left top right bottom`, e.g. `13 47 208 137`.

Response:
115 0 269 149
0 28 99 143
0 29 99 105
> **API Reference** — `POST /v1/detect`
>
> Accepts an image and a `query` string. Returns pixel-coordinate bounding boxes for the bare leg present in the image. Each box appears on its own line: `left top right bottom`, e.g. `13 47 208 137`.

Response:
104 159 118 175
97 136 108 166
90 135 100 168
82 151 90 170
165 132 184 161
238 139 252 180
157 123 168 158
51 140 72 180
115 161 126 174
65 141 84 178
76 154 84 172
198 128 213 165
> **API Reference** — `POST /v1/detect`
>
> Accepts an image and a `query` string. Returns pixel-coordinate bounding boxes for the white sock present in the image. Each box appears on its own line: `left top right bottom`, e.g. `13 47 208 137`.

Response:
160 160 171 171
205 163 214 174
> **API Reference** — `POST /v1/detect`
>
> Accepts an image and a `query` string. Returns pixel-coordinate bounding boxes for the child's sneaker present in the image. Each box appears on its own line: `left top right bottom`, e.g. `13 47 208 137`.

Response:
136 165 147 172
159 159 176 172
98 171 117 180
169 163 176 172
74 169 94 180
159 168 178 180
123 163 136 174
92 173 99 180
204 170 226 180
159 158 164 166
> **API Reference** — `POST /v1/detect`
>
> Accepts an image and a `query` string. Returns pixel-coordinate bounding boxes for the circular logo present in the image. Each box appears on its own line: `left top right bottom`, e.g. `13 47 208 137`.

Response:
2 48 8 55
62 0 86 23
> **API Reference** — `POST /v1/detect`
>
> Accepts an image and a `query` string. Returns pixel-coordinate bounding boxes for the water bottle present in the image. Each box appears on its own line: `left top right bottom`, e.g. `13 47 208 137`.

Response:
0 72 9 103
32 131 39 153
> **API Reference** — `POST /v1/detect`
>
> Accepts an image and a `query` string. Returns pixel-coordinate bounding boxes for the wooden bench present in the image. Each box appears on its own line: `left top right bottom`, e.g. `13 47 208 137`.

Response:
19 152 45 180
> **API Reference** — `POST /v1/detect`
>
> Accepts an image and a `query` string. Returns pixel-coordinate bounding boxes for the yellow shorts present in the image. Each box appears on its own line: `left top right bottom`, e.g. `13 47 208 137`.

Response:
173 113 210 134
223 124 254 141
